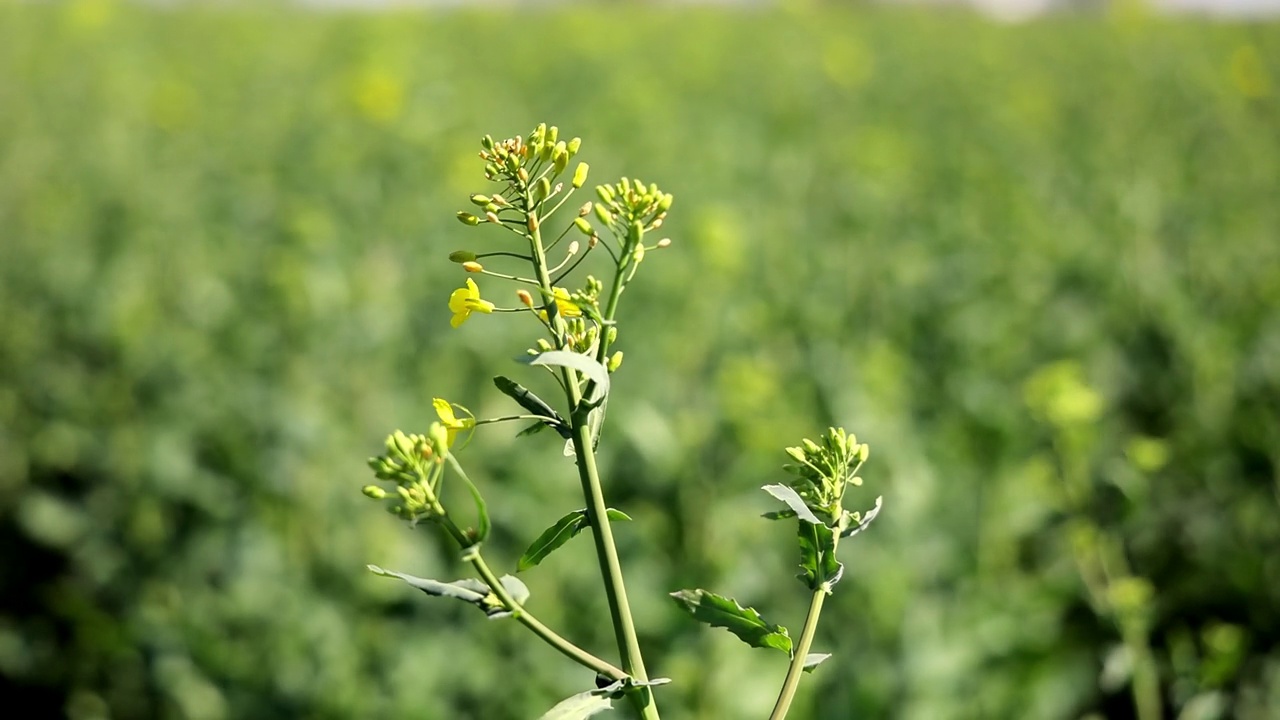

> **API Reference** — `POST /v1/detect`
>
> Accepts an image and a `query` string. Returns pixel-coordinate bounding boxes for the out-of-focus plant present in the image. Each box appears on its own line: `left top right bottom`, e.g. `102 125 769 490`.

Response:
359 125 883 719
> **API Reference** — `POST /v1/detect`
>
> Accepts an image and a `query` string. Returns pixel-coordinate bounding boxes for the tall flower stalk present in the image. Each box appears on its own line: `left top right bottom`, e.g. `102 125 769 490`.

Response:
358 125 882 720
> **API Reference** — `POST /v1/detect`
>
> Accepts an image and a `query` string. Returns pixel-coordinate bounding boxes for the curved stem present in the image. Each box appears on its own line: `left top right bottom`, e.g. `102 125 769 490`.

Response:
768 588 828 720
435 512 627 682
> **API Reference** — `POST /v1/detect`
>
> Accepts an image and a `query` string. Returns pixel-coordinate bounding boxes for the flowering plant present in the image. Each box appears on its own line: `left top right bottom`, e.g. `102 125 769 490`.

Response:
360 125 882 719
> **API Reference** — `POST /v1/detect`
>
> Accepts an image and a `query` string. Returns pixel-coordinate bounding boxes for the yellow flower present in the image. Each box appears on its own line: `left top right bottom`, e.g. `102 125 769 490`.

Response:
432 398 474 447
449 278 495 328
538 287 581 322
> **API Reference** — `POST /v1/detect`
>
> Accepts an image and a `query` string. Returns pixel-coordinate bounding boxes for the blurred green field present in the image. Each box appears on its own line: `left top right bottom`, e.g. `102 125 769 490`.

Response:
2 1 1279 718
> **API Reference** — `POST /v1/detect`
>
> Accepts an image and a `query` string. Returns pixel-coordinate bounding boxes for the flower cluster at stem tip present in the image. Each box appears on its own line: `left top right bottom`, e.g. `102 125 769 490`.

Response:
783 427 871 526
446 123 673 349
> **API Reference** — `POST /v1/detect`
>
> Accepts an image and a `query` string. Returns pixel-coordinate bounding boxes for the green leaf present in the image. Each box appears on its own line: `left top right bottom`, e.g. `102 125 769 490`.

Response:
595 677 672 698
447 454 490 545
516 420 547 437
523 350 610 404
537 690 612 720
762 484 822 525
669 589 792 654
519 508 632 571
840 496 884 538
802 652 832 673
762 509 797 521
797 521 841 590
367 565 528 620
497 574 530 608
493 375 570 438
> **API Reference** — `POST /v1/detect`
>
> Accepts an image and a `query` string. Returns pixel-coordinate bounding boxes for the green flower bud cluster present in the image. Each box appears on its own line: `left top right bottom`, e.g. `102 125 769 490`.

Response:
782 427 870 524
477 123 584 191
366 428 447 523
594 177 673 234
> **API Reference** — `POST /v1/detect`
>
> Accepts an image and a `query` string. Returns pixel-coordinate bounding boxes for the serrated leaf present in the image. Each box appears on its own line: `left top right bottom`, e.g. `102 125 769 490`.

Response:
840 496 884 538
519 508 633 571
762 484 822 525
523 350 610 404
802 653 832 673
538 690 612 720
669 589 792 654
797 521 839 590
493 375 570 438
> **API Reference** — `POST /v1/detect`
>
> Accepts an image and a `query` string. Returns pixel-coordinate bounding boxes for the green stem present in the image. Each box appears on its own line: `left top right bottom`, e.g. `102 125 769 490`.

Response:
768 587 828 720
526 198 659 719
435 512 627 682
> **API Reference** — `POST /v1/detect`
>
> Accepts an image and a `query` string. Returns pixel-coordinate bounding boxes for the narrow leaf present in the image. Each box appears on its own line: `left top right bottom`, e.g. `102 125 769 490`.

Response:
762 509 797 521
595 677 673 699
523 350 611 404
493 375 570 438
762 484 822 525
802 653 832 673
519 508 633 571
516 421 547 437
519 510 588 571
669 589 792 654
840 496 884 538
538 690 612 720
367 565 487 604
448 455 490 545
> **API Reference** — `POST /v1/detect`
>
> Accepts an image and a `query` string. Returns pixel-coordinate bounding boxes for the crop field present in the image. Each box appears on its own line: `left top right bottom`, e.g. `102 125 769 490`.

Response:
1 1 1278 718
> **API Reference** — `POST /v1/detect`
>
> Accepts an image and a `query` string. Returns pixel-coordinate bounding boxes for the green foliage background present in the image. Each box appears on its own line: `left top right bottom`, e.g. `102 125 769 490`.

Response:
2 1 1278 718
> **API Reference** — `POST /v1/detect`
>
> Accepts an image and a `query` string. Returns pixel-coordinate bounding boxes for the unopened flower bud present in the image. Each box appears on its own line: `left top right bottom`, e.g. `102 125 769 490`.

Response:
462 261 484 273
517 167 529 184
485 211 500 224
572 162 589 188
658 193 674 212
857 444 870 462
593 204 612 225
469 194 491 206
516 289 534 307
578 201 593 217
491 194 509 207
574 217 593 236
481 134 495 151
484 202 499 214
786 446 807 464
589 234 599 248
596 185 614 204
649 217 664 229
567 240 580 255
656 238 672 249
566 137 582 156
536 338 553 352
547 125 559 144
553 142 569 173
607 351 624 373
363 485 388 500
527 214 539 232
428 423 450 457
537 177 552 203
457 212 480 226
449 250 477 263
